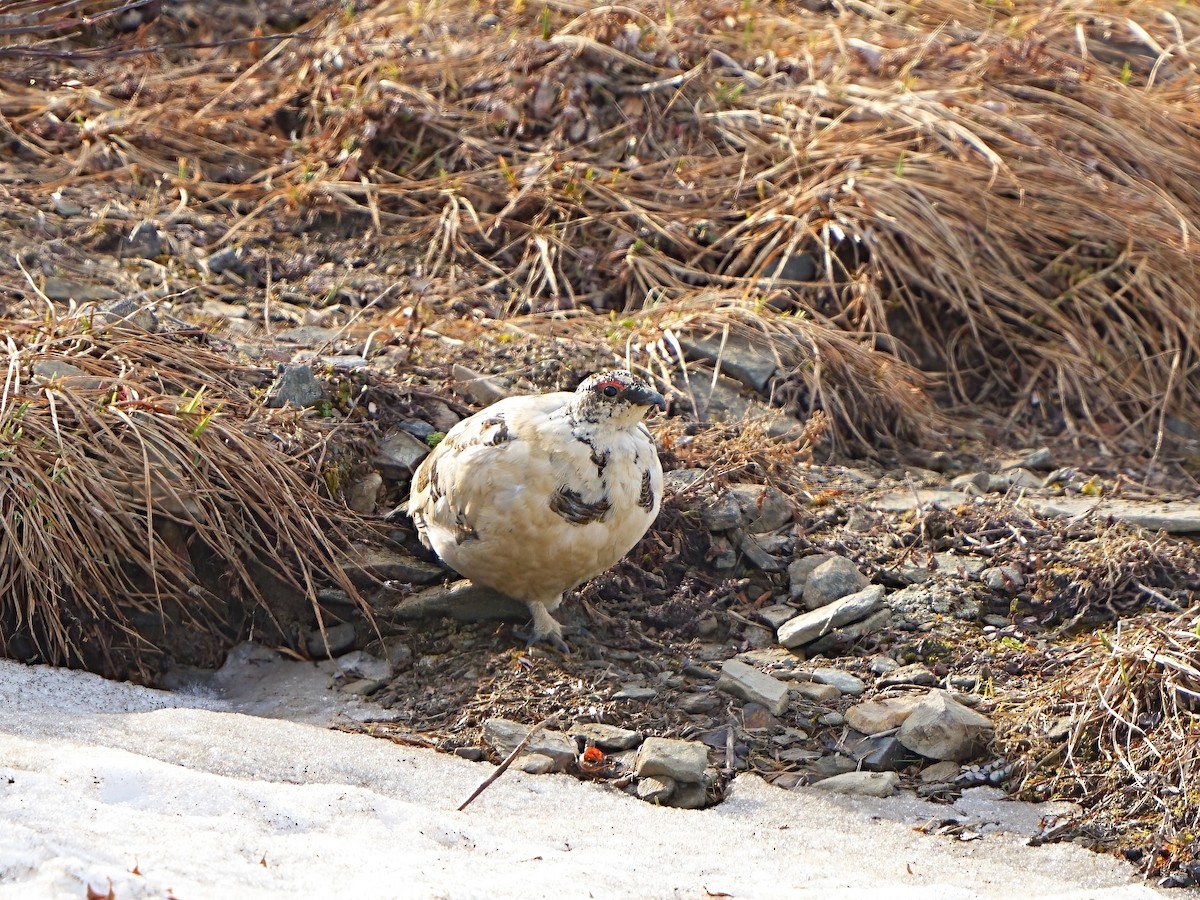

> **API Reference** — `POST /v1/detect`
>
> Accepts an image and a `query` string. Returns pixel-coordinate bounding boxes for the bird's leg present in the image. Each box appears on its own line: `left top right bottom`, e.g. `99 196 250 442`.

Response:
519 598 571 654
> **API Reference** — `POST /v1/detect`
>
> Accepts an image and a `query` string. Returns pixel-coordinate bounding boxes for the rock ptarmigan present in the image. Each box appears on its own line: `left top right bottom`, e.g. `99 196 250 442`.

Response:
406 370 665 650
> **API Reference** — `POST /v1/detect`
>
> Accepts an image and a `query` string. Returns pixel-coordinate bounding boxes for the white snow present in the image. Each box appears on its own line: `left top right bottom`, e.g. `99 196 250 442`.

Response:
0 655 1167 900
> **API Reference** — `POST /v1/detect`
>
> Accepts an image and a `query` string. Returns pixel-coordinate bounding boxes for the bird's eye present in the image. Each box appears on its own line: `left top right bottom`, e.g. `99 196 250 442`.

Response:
602 385 620 398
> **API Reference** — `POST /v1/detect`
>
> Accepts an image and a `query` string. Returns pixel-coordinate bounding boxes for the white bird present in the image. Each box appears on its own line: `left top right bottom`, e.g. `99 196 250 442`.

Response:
406 370 666 651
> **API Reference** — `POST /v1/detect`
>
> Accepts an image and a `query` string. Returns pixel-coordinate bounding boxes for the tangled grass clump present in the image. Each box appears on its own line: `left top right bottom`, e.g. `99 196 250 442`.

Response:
0 311 373 682
1001 611 1200 881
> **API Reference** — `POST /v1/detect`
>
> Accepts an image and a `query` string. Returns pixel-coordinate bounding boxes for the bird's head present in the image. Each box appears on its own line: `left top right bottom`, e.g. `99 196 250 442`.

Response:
575 370 666 426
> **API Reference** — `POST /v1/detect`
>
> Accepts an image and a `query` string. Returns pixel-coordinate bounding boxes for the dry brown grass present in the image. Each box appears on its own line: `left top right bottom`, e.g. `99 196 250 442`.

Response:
0 309 373 682
1002 610 1200 880
3 0 1200 455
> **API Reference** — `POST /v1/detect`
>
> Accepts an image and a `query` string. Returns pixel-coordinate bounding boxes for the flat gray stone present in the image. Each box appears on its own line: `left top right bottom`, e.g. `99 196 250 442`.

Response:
382 581 527 624
812 668 867 696
777 585 885 649
787 554 834 601
346 546 444 586
635 737 709 783
335 650 390 681
802 557 870 611
636 775 675 803
870 489 971 514
811 771 900 797
482 718 576 771
452 364 510 406
790 681 840 704
676 331 779 393
877 663 937 689
570 723 643 751
663 781 708 809
716 660 790 716
374 429 431 479
266 364 325 409
757 604 799 629
1029 497 1200 534
726 483 794 533
43 277 118 302
845 696 922 735
613 686 659 702
898 691 995 762
736 533 786 573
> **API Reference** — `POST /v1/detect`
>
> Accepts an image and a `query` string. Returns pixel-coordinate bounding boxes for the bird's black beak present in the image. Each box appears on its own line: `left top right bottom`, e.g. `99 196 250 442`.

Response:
625 383 667 411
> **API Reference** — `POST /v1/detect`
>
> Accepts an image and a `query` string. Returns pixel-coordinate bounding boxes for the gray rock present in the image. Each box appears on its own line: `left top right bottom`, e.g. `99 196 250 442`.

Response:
845 696 922 735
343 472 383 514
1004 468 1043 490
322 355 369 371
42 278 119 303
870 489 971 514
802 557 869 611
274 325 339 345
382 581 527 624
663 781 708 809
786 553 834 601
877 663 937 689
373 429 431 479
266 365 325 409
699 491 742 531
570 723 643 751
399 419 436 441
811 668 867 696
777 584 885 649
205 246 245 275
844 732 913 772
844 507 878 532
483 718 576 771
676 331 779 393
635 737 709 783
1030 497 1200 535
736 532 786 572
30 359 107 390
335 650 390 681
52 192 83 217
1003 447 1054 471
789 681 840 704
305 622 358 658
981 565 1025 591
757 604 799 629
726 483 793 533
452 364 510 406
347 546 444 586
454 747 485 762
341 678 386 696
678 692 721 715
95 298 158 331
802 608 895 657
716 660 790 716
124 222 164 259
613 686 659 702
636 775 676 803
520 755 557 775
897 691 995 761
764 252 817 285
868 655 900 675
811 771 900 797
950 472 992 493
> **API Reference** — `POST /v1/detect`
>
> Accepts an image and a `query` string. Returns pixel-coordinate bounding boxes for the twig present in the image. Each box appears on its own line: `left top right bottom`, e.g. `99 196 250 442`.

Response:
457 713 559 812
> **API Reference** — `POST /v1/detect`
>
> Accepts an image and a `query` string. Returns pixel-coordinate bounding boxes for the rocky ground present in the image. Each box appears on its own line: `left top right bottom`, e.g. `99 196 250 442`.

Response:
284 332 1200 885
